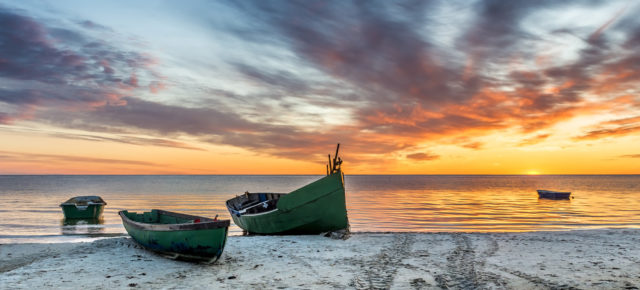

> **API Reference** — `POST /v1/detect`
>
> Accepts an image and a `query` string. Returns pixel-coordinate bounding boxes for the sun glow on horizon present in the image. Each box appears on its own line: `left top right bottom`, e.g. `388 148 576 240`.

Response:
526 170 541 175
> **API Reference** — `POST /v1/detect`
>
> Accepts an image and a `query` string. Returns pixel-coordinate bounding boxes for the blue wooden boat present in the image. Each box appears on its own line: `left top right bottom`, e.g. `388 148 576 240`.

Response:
537 190 571 200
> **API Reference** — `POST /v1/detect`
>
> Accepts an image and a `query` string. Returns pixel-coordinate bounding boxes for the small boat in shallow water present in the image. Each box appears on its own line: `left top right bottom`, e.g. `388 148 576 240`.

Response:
119 209 230 263
60 196 107 219
226 144 349 235
537 190 572 200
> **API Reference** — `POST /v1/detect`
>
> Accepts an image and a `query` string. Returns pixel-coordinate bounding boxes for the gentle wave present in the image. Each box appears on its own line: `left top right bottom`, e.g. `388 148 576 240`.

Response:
1 175 640 243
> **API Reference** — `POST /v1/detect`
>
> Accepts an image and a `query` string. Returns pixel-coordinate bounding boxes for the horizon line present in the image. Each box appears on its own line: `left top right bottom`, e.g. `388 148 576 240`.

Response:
0 173 638 176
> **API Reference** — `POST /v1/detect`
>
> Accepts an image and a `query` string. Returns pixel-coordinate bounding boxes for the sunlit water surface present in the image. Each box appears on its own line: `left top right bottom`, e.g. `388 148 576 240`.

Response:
1 175 639 243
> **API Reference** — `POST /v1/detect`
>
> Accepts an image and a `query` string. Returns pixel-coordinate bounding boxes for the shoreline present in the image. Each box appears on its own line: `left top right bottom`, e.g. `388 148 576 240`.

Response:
2 229 639 289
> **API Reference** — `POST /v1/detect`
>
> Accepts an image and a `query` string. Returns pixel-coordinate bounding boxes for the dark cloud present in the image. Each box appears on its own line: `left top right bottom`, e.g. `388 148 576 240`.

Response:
0 8 73 84
0 7 161 127
462 0 544 52
78 20 112 31
236 1 472 107
233 63 311 94
0 87 106 107
90 97 257 135
0 7 153 86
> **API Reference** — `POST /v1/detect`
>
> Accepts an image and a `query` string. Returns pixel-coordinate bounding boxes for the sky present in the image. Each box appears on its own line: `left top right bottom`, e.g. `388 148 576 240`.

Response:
0 0 639 175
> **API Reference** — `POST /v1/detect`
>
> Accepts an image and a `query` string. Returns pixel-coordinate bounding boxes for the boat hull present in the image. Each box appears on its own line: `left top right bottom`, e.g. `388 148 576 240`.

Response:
60 196 107 219
228 171 349 234
537 190 571 200
119 210 229 262
61 204 105 219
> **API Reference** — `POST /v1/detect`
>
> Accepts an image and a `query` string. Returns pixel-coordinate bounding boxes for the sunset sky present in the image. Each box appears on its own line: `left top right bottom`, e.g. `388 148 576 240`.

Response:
1 0 639 174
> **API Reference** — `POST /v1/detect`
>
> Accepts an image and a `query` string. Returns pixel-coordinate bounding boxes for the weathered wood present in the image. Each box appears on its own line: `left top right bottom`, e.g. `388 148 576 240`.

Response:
226 145 349 235
119 209 229 262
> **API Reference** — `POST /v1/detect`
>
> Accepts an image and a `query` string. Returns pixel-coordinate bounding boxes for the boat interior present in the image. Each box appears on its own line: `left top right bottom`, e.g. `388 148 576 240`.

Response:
226 192 286 215
60 196 107 206
122 209 216 224
226 144 344 217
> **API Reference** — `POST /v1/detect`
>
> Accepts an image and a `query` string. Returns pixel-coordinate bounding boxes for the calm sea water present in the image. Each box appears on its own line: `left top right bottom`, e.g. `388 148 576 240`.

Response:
1 175 639 243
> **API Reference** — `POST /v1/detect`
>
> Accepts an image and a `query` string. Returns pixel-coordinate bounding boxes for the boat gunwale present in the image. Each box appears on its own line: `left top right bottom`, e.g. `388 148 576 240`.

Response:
60 202 105 207
60 195 107 206
232 208 279 217
226 185 343 217
225 192 286 209
537 190 571 194
226 170 344 215
119 209 230 231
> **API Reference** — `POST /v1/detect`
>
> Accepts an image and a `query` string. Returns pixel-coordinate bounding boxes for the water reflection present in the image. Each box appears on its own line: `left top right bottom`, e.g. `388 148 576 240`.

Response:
0 175 638 243
61 218 105 235
345 181 640 233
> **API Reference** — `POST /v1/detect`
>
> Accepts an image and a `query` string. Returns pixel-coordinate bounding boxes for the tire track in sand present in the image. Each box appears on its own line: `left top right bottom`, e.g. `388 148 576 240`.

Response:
435 233 478 289
351 234 415 290
435 234 509 289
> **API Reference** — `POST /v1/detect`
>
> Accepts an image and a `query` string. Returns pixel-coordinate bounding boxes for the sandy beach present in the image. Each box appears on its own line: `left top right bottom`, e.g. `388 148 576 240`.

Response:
1 229 639 289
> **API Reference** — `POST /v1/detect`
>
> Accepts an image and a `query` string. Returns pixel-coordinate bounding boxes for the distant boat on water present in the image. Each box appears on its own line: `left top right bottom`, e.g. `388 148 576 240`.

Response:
60 196 107 219
226 144 349 235
537 190 572 200
119 209 230 263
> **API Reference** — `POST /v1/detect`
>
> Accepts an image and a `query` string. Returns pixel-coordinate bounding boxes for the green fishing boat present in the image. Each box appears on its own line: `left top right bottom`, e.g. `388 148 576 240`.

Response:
119 209 230 263
226 144 349 234
60 196 107 219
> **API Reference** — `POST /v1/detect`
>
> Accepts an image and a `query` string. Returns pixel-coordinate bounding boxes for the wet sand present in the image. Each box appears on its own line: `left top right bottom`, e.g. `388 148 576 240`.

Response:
1 229 639 289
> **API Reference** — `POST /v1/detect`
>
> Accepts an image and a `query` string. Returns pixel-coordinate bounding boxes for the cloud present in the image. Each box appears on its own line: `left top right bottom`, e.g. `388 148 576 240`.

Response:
406 152 440 161
0 6 159 124
0 150 162 167
576 125 640 140
575 115 640 140
601 116 640 126
518 133 551 146
462 142 484 150
3 1 640 168
49 132 206 151
89 97 258 135
226 1 638 146
620 154 640 158
0 8 151 86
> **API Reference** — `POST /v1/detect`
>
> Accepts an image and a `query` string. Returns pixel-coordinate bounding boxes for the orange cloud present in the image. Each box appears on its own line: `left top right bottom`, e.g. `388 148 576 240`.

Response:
576 125 640 140
0 150 163 167
462 142 484 150
518 134 551 146
406 152 439 161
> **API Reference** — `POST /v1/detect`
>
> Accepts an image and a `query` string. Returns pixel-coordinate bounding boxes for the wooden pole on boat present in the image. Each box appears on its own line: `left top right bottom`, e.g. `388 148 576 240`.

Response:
332 143 340 171
328 154 333 173
326 164 329 175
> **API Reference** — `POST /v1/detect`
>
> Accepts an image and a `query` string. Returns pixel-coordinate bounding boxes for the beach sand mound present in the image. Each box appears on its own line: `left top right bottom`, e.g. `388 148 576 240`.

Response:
1 229 639 289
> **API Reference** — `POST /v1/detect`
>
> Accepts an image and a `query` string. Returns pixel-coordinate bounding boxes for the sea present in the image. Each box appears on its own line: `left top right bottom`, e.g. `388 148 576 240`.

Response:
1 175 639 244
